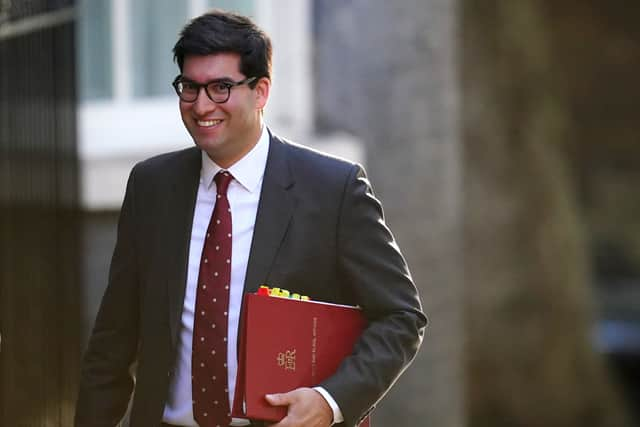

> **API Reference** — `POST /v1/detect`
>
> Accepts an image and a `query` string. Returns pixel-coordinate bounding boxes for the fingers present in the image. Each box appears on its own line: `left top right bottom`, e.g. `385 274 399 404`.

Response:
264 388 332 427
265 391 292 407
265 391 296 427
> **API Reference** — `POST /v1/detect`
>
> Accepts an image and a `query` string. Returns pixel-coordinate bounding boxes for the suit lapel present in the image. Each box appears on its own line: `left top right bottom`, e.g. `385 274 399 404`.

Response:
166 147 201 348
243 133 295 294
164 137 295 347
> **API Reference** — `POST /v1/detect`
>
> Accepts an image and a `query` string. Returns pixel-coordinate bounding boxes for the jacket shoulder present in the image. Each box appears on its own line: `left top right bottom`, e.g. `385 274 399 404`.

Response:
133 146 199 173
272 134 362 186
126 147 200 187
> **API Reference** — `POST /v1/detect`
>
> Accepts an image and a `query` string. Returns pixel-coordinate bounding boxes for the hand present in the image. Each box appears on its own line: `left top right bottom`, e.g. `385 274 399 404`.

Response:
265 387 333 427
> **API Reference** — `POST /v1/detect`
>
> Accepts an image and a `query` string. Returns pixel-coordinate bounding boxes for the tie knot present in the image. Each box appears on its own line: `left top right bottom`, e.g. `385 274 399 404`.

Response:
214 171 233 196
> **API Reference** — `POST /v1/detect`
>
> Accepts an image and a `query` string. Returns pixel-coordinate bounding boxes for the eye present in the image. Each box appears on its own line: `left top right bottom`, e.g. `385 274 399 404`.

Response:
181 81 199 92
209 82 231 94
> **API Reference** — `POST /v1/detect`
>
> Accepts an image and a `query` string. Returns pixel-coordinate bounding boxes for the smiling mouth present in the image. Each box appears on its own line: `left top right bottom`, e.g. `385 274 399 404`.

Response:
197 119 223 127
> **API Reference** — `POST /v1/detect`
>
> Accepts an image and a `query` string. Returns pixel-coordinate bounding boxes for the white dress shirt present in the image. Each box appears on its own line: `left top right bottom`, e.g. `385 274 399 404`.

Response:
162 128 342 426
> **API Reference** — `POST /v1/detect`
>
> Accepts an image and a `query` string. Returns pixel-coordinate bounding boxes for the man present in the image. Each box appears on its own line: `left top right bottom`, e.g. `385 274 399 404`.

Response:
76 10 426 427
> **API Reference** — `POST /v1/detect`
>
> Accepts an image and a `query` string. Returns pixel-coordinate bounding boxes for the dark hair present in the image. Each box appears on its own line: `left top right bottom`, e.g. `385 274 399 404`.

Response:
173 10 272 88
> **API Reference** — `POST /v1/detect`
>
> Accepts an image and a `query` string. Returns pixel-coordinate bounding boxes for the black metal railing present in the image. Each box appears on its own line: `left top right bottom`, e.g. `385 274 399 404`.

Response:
0 2 80 425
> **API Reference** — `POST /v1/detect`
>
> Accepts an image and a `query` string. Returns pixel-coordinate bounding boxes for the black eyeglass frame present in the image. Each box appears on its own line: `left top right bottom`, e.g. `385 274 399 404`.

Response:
171 76 257 103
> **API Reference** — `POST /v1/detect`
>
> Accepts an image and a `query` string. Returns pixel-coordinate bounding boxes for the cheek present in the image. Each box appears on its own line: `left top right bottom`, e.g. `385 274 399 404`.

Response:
179 104 193 123
229 101 253 122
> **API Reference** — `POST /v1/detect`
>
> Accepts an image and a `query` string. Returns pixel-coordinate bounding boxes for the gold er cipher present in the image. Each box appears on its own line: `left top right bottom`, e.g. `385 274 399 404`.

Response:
277 350 296 371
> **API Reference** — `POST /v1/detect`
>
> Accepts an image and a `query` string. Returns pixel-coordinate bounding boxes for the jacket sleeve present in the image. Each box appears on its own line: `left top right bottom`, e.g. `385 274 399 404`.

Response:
75 166 141 427
319 164 428 427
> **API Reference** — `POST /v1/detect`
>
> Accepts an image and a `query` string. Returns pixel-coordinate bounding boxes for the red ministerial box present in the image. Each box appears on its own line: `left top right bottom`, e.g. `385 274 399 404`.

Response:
232 292 370 426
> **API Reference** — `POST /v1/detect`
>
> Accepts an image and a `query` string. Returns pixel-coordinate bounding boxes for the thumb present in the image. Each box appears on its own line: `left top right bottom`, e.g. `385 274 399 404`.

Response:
265 392 292 406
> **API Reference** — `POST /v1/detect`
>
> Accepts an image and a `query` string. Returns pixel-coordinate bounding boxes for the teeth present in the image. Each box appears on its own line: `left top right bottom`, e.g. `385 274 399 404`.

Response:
197 119 222 127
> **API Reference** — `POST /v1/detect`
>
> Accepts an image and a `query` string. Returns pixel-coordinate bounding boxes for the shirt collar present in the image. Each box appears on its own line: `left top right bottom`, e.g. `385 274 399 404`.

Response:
200 126 270 193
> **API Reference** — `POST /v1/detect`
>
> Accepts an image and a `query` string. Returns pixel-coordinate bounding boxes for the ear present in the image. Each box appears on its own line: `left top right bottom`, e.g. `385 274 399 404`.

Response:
254 77 271 110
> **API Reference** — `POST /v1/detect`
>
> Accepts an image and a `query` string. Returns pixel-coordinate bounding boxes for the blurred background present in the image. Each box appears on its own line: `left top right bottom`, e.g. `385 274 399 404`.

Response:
1 0 638 426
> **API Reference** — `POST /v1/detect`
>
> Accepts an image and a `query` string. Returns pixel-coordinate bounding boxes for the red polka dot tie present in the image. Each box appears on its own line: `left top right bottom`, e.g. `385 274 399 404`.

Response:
192 171 233 426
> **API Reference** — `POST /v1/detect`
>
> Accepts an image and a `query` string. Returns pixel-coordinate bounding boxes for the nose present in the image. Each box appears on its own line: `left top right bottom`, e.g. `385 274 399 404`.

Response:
192 87 216 116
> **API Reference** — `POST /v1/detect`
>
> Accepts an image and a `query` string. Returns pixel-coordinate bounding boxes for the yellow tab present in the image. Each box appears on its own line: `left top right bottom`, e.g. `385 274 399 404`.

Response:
291 293 301 300
301 295 310 301
279 289 290 298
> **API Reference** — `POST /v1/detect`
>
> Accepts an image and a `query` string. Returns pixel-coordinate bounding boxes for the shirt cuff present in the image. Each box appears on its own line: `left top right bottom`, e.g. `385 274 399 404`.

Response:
313 386 344 425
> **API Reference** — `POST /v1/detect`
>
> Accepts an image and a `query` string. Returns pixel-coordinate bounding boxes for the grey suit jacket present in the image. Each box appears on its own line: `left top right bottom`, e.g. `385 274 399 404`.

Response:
75 132 427 427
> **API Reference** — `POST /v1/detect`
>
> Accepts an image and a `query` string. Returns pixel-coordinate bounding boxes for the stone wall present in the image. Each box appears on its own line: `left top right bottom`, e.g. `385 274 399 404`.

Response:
314 1 464 426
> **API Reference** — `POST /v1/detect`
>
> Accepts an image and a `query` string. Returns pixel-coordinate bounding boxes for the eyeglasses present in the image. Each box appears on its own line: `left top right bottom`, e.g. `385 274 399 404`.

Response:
171 76 257 103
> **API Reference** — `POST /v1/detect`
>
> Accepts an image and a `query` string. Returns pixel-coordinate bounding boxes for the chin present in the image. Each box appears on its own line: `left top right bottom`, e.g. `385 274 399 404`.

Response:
193 134 223 150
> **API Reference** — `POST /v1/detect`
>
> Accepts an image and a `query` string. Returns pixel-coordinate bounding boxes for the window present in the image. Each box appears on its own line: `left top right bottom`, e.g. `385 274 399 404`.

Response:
78 0 254 101
129 0 187 98
78 0 112 100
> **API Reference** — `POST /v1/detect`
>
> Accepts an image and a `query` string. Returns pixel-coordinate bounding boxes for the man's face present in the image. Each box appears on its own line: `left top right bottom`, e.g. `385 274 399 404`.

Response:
179 53 269 168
